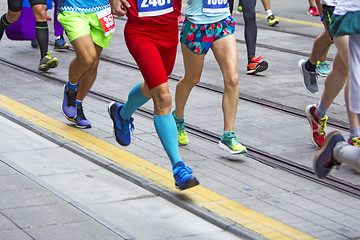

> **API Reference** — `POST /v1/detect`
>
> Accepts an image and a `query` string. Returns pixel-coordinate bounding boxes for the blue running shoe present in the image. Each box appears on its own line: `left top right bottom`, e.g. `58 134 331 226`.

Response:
108 101 134 146
313 131 344 179
31 39 39 48
75 103 91 129
54 35 69 49
173 161 199 191
61 85 77 123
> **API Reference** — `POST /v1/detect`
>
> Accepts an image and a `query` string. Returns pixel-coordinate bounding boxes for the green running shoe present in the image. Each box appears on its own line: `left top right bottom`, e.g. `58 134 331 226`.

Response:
316 61 331 77
218 132 247 154
172 110 188 146
39 51 58 71
267 14 279 27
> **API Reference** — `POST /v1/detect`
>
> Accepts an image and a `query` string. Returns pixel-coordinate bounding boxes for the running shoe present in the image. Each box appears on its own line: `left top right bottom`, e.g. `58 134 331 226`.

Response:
61 85 77 122
247 56 268 75
348 137 360 147
75 103 91 129
108 101 134 146
38 51 58 71
298 59 319 94
267 15 279 27
316 61 331 77
237 6 243 13
55 36 70 49
46 15 52 21
313 131 343 179
307 6 319 16
305 104 328 148
218 132 247 154
31 39 39 48
172 111 188 146
173 161 199 190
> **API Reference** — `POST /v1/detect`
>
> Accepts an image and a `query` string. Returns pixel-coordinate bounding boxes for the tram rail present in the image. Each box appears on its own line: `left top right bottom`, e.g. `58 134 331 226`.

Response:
1 54 359 200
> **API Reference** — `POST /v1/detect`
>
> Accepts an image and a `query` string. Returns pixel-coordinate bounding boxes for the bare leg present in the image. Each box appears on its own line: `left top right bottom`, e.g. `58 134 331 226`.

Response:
211 34 239 132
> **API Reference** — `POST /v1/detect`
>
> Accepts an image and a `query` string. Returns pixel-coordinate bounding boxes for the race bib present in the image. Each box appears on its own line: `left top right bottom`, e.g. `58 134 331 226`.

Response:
137 0 173 17
203 0 229 13
97 7 115 37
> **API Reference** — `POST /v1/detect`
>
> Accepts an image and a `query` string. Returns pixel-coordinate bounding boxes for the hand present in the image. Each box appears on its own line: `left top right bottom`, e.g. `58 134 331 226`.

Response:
110 0 131 16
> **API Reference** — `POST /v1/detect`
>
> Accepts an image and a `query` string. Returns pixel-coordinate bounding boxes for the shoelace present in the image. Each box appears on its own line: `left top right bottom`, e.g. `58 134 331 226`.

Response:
225 133 240 145
317 117 327 135
66 89 76 107
174 165 193 179
252 56 263 63
349 137 360 147
177 122 186 135
121 118 134 134
309 71 318 84
77 105 87 120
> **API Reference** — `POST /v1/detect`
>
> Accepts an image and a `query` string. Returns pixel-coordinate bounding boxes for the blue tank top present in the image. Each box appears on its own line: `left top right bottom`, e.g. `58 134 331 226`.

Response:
185 0 230 24
58 0 110 13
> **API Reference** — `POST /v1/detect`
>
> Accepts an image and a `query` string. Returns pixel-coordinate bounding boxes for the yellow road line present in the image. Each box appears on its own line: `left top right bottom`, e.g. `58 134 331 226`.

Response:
0 93 317 240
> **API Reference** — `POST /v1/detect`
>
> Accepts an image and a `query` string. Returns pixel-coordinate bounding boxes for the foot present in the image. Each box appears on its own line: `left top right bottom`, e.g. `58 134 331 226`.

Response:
305 104 328 148
316 61 331 77
172 111 188 146
55 36 70 49
299 59 318 94
61 85 77 122
307 6 319 16
39 51 58 71
313 131 344 178
173 161 199 190
267 15 279 27
31 39 39 48
247 56 268 75
218 132 247 154
108 101 134 146
348 137 360 147
75 103 91 129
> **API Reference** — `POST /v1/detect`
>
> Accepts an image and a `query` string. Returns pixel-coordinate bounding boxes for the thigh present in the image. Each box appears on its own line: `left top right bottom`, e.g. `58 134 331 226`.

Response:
212 34 238 78
129 42 169 91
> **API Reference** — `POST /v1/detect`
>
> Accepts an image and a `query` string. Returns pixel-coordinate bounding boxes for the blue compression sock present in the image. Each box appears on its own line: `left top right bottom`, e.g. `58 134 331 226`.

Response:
120 83 150 120
154 114 182 169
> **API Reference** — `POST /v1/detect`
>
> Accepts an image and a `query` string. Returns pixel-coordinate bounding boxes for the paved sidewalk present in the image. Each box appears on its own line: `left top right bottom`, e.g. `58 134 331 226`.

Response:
0 114 241 240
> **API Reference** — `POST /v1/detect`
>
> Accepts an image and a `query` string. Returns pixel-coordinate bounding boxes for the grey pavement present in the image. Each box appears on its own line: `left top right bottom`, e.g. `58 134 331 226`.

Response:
0 114 241 240
0 1 360 240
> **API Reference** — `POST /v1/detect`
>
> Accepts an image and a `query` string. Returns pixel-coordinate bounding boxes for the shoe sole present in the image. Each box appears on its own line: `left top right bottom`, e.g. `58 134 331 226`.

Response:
75 123 91 129
176 176 199 191
247 61 268 75
218 141 247 154
305 105 322 149
313 131 342 179
268 20 279 27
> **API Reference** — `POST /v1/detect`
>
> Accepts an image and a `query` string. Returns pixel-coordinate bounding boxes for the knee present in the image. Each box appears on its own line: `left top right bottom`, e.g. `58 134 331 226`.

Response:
78 52 98 69
182 75 201 87
6 12 20 23
154 91 172 109
224 75 239 89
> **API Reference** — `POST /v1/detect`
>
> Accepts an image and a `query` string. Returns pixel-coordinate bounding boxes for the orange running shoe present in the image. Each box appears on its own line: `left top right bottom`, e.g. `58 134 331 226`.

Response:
247 56 268 75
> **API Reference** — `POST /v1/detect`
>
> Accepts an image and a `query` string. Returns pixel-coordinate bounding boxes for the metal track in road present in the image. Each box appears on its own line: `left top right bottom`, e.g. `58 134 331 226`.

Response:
1 56 359 200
